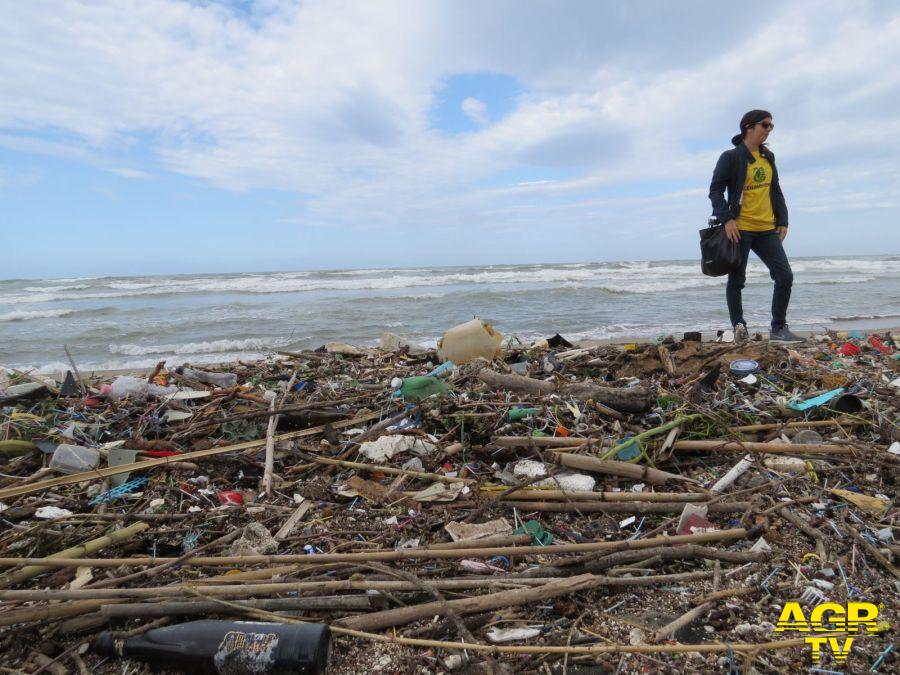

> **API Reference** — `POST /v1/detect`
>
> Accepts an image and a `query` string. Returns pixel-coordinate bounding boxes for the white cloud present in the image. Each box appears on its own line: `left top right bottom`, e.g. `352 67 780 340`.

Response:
0 0 898 253
461 97 489 126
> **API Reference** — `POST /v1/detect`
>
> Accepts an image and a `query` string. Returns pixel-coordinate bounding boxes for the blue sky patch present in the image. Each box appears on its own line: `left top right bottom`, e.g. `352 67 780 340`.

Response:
431 73 523 134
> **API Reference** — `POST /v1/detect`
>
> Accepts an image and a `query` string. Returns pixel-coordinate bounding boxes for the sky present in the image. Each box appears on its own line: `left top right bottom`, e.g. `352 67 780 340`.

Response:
1 0 899 278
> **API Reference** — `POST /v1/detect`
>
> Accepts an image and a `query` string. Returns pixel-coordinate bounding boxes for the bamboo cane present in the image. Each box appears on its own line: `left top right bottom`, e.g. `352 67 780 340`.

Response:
0 528 748 569
0 522 149 589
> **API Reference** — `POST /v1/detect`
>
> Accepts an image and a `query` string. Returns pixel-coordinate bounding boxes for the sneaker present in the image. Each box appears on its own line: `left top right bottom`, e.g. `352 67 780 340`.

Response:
769 325 805 344
734 324 749 344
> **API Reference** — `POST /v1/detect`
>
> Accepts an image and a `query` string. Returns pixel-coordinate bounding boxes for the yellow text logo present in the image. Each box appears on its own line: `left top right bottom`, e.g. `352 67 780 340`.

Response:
774 602 880 664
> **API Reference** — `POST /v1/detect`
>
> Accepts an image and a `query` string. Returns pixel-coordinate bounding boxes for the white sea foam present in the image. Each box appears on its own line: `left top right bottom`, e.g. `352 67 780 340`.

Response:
21 284 90 292
108 337 293 357
3 258 897 304
0 308 76 322
16 352 272 376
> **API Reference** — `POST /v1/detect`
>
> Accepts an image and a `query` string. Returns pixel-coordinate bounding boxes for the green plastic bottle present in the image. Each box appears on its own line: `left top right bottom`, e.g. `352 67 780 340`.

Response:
392 376 451 402
507 407 541 421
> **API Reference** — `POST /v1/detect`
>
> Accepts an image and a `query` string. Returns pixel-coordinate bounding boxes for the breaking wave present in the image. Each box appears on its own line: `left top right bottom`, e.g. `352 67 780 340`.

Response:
0 308 76 322
108 337 294 357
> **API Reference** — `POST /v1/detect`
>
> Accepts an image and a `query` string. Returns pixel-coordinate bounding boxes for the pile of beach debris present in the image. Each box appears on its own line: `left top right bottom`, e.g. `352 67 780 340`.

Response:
1 321 897 674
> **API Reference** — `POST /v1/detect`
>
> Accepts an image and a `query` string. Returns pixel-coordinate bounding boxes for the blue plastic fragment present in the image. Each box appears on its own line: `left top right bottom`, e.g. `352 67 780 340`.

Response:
88 476 149 505
426 361 454 377
788 387 845 412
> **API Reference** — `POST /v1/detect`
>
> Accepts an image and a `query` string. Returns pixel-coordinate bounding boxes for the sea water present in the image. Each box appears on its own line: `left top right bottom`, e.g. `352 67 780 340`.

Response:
1 255 898 373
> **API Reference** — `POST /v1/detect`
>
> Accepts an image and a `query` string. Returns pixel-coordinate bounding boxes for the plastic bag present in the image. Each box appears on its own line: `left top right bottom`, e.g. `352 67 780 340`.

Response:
699 223 741 276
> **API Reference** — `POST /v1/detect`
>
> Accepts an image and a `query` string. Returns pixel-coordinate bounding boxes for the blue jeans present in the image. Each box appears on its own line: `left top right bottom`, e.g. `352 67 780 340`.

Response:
726 228 793 330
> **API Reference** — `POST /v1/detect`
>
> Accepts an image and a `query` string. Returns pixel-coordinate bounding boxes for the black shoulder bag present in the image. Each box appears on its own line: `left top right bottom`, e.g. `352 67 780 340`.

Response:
699 217 741 276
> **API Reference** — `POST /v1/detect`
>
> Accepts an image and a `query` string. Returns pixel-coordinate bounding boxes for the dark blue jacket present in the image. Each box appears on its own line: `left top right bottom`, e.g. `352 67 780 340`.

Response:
709 143 788 228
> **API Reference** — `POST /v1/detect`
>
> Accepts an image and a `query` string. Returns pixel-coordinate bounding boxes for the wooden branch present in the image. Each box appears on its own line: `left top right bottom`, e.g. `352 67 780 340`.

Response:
500 501 751 514
658 345 677 376
262 398 278 496
777 508 828 560
728 418 869 432
846 524 900 580
554 452 698 485
577 544 766 573
336 574 600 631
672 440 854 455
496 490 708 502
0 528 748 569
101 594 377 618
0 522 149 589
653 602 715 642
476 370 653 412
0 577 564 603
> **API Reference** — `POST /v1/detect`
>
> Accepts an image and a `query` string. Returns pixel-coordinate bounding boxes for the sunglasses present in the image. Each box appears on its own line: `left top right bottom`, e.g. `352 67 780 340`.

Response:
757 121 774 130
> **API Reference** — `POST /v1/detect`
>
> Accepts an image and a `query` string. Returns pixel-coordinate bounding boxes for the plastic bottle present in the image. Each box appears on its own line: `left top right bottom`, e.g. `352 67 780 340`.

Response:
92 620 330 674
49 444 100 474
507 407 541 421
181 367 238 388
391 376 451 402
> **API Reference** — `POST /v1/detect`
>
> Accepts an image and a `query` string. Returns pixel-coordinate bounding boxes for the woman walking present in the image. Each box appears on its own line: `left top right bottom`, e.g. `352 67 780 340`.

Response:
709 109 803 344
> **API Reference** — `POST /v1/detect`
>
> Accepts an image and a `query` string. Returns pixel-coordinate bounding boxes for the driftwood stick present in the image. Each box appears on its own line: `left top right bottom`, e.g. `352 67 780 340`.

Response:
672 440 853 455
301 453 472 483
578 544 765 573
336 574 600 631
728 418 868 432
0 572 715 624
658 345 677 375
162 579 831 659
846 524 900 580
476 370 653 412
777 508 828 560
83 529 241 590
653 601 715 642
0 577 564 603
499 501 751 514
0 599 126 628
101 594 377 618
495 490 708 502
0 522 149 589
554 452 698 485
0 528 749 569
63 344 87 396
262 397 278 496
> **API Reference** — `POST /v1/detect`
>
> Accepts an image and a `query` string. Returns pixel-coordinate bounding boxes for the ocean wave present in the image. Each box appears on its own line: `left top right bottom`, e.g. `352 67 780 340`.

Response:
794 277 876 285
108 337 294 357
0 308 76 322
21 284 91 292
5 258 896 306
829 313 900 321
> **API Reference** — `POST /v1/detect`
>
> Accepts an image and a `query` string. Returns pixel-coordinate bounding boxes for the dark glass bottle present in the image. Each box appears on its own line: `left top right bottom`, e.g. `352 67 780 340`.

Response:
93 620 330 674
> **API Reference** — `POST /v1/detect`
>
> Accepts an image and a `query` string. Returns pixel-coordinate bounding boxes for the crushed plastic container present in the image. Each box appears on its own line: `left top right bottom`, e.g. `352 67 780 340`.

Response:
181 367 238 388
437 319 503 364
392 376 450 402
49 443 100 474
108 376 177 400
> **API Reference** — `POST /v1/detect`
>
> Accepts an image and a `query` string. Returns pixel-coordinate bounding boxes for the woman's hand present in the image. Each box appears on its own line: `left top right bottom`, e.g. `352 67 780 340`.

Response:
776 226 787 242
724 219 741 243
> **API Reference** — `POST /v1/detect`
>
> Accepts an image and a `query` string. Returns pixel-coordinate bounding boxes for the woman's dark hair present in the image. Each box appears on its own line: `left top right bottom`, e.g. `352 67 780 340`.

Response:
731 109 773 146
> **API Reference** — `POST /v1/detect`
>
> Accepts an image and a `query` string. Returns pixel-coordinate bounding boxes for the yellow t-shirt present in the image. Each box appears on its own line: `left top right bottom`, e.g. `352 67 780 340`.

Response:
738 151 776 231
